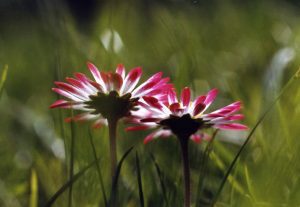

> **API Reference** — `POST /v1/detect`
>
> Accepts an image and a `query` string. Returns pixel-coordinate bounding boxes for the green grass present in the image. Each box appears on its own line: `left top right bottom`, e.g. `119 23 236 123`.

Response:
0 1 300 206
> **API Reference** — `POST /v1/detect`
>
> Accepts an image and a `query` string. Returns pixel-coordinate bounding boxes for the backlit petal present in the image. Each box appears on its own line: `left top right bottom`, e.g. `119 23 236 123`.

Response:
181 87 191 107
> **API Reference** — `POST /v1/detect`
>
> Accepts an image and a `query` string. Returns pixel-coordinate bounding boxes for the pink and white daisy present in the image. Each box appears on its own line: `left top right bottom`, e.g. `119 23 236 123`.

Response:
126 87 247 207
50 62 172 179
50 62 172 127
127 87 248 144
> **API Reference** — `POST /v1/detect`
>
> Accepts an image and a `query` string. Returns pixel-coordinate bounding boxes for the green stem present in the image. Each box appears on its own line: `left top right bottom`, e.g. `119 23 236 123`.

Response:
68 116 75 207
108 119 118 182
178 137 191 207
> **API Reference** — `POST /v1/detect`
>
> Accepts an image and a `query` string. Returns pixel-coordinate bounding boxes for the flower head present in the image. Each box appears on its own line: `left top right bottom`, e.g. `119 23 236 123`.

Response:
50 63 172 127
126 87 248 144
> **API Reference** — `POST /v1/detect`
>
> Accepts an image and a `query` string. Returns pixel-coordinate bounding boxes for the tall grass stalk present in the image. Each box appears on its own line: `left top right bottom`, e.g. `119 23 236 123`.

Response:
0 64 8 98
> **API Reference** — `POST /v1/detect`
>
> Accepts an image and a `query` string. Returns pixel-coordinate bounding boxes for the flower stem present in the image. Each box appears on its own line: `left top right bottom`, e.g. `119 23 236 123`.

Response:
178 137 191 207
108 119 118 182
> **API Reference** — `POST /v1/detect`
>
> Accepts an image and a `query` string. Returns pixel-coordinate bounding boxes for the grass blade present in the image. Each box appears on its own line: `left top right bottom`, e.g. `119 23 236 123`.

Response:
135 151 144 207
88 129 108 207
44 158 100 207
244 165 256 202
150 153 169 207
0 64 8 98
210 67 300 206
195 130 218 207
108 146 134 207
29 169 38 207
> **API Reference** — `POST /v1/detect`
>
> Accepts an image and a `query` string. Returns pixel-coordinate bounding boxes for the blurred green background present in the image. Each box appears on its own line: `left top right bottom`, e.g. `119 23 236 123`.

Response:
1 0 300 206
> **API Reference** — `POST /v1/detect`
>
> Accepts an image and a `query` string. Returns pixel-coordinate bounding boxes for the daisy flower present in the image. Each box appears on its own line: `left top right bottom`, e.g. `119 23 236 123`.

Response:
51 63 171 126
126 87 247 207
127 87 247 144
50 62 172 178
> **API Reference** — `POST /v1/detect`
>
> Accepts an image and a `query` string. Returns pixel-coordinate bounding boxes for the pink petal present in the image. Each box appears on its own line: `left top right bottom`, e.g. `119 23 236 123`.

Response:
141 118 161 123
127 67 142 82
66 77 95 95
88 81 102 91
168 89 178 104
136 100 150 109
216 123 248 130
52 88 83 102
181 87 191 107
66 77 84 89
210 101 241 116
193 95 206 107
133 72 163 97
190 134 203 143
87 62 101 82
50 100 70 108
143 96 162 109
204 88 218 106
74 73 98 93
144 132 156 144
225 114 244 121
147 85 174 100
87 62 107 91
121 67 142 94
55 82 88 99
205 113 224 118
143 72 163 84
144 130 172 144
169 103 180 113
125 125 150 131
75 73 90 83
145 88 162 97
115 64 125 79
133 79 161 97
99 71 108 82
153 77 170 90
207 114 244 124
134 81 158 96
193 103 206 116
109 73 123 91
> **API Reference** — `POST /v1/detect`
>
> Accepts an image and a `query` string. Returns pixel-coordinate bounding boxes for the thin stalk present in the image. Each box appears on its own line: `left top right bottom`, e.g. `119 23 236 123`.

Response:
0 64 8 98
108 119 118 182
178 137 191 207
135 151 144 207
149 153 169 206
196 130 219 207
109 147 134 207
68 115 75 207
